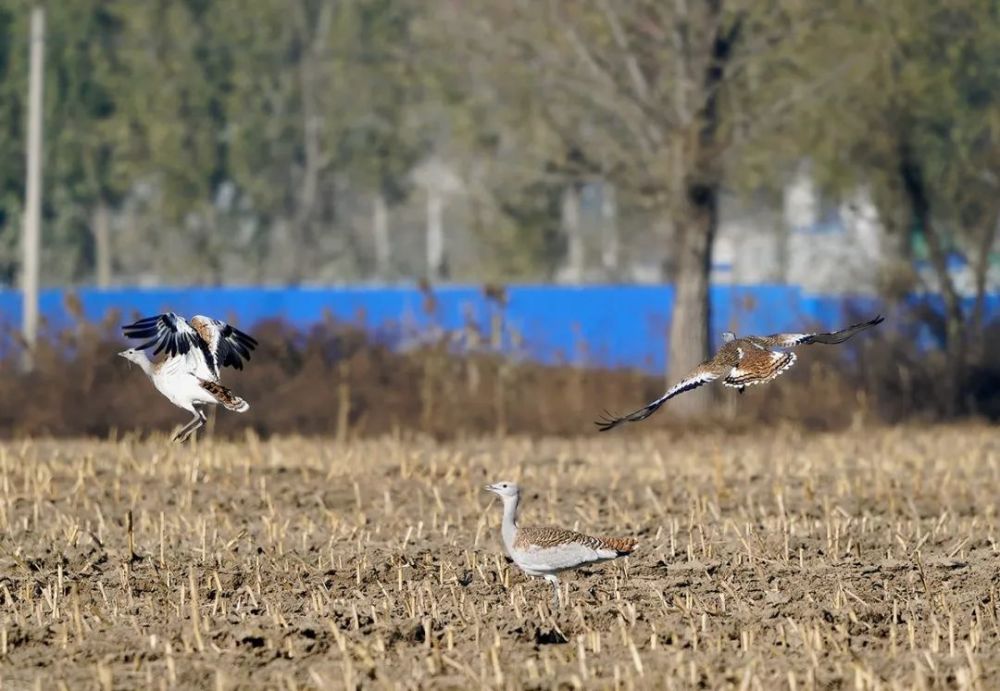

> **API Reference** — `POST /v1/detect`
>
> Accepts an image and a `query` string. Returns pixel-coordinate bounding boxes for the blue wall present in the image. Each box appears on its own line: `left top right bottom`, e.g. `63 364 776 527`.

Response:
0 285 993 372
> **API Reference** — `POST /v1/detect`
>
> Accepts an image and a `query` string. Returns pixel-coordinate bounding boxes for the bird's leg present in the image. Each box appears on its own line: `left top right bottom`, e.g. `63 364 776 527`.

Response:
738 386 745 395
189 408 208 441
172 410 202 442
180 416 205 443
544 575 561 609
176 408 206 443
176 421 198 443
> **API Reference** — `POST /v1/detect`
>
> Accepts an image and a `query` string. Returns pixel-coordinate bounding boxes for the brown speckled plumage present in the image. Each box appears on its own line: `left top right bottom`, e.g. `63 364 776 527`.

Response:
514 527 638 554
596 315 884 430
198 379 247 411
724 349 796 388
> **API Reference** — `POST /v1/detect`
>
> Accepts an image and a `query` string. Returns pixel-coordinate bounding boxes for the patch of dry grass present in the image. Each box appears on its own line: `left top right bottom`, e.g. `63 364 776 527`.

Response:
0 427 998 688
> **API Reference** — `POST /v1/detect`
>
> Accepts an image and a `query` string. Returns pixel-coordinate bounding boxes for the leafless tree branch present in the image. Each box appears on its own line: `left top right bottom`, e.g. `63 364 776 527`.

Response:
597 0 650 103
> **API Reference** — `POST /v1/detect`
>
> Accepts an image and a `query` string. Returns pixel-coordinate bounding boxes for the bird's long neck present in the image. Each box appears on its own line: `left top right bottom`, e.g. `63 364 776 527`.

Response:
501 494 519 550
133 355 155 378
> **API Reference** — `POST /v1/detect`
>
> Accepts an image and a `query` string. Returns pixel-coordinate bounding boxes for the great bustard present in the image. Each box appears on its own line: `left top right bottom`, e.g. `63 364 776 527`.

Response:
119 313 258 442
485 482 638 607
595 315 884 431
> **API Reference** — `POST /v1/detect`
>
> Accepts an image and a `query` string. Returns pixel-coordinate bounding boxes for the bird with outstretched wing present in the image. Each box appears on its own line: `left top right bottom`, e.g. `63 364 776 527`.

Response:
121 312 258 381
595 315 884 431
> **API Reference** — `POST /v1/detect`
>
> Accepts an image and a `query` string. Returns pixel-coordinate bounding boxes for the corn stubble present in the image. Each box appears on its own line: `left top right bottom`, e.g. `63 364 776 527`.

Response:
0 427 997 689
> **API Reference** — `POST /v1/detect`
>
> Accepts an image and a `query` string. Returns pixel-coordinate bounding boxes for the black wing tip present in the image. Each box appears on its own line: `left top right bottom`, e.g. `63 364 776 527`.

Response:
122 326 158 337
845 314 885 333
594 409 626 432
125 313 169 323
850 314 884 329
122 320 152 333
122 313 178 334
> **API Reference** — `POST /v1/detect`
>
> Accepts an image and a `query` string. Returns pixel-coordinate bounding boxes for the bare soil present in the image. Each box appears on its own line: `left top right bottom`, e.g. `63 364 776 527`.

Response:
0 426 998 689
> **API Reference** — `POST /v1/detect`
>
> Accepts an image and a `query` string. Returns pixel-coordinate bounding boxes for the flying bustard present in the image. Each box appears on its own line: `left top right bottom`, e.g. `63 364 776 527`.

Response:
119 313 258 442
595 315 884 431
485 481 638 607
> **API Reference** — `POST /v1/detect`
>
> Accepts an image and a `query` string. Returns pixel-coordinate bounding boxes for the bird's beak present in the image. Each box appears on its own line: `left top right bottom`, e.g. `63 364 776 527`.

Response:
484 484 498 494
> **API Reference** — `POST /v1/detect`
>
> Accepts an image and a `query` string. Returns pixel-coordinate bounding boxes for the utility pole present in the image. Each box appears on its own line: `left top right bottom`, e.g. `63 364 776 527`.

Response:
22 6 44 371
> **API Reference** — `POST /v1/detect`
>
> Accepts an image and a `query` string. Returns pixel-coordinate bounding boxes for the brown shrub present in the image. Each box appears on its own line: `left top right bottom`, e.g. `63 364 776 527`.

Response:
0 310 994 439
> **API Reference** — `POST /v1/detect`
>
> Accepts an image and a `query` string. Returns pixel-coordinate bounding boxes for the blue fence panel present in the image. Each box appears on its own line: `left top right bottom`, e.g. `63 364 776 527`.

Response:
0 285 994 373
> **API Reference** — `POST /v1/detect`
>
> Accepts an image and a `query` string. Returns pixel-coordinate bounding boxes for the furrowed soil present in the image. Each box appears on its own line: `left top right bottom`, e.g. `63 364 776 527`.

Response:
0 426 998 689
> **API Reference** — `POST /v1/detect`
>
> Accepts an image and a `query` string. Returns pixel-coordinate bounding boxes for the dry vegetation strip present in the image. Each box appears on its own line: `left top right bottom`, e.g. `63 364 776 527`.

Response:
3 316 993 439
0 427 997 688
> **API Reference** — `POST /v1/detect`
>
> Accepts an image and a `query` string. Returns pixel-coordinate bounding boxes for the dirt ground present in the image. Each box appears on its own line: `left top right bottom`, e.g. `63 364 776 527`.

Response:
0 426 998 689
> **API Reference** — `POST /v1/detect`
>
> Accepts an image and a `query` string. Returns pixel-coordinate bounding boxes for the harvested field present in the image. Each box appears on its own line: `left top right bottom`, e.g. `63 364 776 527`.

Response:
0 426 998 689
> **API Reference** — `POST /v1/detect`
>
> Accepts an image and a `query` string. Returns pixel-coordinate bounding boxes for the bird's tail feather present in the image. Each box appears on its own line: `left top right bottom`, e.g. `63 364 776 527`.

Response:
598 536 638 555
198 379 250 412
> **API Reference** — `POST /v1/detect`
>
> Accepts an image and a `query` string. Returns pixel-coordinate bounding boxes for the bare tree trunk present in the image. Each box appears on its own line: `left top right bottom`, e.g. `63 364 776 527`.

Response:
92 199 111 287
561 184 583 282
601 182 618 277
293 66 321 278
290 1 333 280
663 7 739 416
426 187 445 280
267 217 295 282
899 143 965 414
969 208 999 361
667 192 716 416
373 192 390 279
871 182 916 301
658 216 677 281
199 205 224 285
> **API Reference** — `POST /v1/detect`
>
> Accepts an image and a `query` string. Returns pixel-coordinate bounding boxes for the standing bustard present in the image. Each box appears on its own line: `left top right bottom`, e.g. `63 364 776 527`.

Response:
485 482 638 607
596 315 884 431
119 313 258 442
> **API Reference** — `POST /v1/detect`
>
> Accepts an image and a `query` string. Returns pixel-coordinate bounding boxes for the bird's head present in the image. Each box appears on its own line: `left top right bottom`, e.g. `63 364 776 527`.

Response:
117 348 144 366
721 331 736 343
485 481 519 499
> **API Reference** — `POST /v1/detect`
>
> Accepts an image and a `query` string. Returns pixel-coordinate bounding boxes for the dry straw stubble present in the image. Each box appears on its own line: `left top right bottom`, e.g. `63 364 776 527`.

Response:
0 427 997 687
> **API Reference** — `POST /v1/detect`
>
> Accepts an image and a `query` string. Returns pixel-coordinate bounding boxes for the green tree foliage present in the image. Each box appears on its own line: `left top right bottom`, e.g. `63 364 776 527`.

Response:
221 0 426 281
0 4 27 283
0 1 199 284
0 0 429 285
771 0 1000 411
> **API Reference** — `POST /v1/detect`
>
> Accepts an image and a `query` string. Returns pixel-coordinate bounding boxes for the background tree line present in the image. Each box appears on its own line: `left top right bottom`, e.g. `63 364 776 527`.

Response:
0 0 997 413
